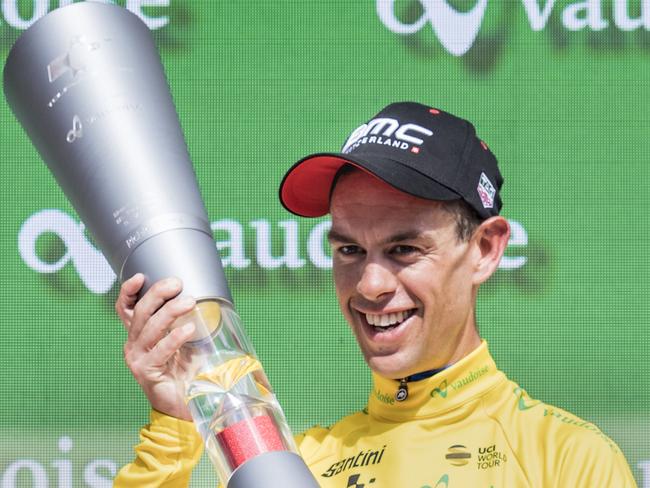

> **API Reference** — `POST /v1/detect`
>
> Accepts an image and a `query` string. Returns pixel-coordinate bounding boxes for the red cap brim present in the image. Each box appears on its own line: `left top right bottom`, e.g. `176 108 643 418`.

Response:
279 154 366 217
280 152 462 217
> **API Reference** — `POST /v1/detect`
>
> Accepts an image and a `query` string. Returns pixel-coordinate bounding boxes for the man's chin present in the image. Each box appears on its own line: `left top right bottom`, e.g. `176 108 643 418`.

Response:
366 353 414 380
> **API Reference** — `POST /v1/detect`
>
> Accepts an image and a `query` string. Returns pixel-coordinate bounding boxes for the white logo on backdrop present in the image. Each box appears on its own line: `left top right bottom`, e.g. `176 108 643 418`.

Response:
0 0 170 31
639 460 650 488
17 209 528 294
18 209 116 294
377 0 650 56
376 0 488 56
0 436 116 488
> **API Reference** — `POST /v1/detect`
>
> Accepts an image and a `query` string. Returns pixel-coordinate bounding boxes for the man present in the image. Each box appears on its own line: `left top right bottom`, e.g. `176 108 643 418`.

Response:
114 102 637 486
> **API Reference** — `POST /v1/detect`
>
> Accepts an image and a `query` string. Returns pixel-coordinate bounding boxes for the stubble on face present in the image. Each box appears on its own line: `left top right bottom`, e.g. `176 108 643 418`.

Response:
328 170 481 378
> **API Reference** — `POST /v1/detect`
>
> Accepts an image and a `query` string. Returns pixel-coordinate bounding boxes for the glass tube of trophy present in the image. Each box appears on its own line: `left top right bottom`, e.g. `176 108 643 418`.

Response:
172 299 299 481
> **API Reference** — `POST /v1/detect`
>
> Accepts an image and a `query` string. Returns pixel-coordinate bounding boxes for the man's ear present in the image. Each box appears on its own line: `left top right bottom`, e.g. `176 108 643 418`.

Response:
471 216 510 285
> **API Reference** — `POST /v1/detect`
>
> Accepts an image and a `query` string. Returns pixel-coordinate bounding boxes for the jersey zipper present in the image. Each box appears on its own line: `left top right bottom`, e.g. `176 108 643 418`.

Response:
395 378 408 402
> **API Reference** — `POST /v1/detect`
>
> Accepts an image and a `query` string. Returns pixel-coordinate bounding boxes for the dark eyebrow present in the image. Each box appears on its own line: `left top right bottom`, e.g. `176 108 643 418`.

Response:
327 228 354 243
327 228 425 245
383 230 423 244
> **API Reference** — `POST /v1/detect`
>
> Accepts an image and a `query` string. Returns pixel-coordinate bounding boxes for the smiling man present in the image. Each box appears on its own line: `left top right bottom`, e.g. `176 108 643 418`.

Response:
114 103 637 487
325 170 488 389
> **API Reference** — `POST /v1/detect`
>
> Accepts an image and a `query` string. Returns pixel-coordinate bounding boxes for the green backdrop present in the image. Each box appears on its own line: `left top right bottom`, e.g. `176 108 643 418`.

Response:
0 1 648 486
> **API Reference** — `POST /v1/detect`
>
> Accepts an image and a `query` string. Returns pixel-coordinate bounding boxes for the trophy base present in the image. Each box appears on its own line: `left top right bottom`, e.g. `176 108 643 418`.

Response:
227 451 319 488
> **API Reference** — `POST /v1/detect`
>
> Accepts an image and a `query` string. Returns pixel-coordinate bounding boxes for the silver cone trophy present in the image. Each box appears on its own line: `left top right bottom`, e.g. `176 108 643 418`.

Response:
3 3 318 487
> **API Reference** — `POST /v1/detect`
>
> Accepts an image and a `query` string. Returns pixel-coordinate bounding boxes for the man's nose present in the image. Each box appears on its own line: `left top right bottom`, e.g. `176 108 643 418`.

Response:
356 262 398 301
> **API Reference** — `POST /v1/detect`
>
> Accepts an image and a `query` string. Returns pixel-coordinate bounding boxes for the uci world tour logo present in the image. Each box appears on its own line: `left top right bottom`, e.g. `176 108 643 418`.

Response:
377 0 650 57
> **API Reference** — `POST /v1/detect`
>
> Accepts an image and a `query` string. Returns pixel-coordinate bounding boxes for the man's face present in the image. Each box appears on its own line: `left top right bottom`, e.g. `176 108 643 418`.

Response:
329 171 480 379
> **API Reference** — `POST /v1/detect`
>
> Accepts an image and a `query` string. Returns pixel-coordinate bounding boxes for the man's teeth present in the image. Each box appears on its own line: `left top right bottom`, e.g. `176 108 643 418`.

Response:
365 310 413 327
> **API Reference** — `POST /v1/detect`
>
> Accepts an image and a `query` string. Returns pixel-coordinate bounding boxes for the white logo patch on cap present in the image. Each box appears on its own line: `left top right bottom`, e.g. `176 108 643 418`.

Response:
477 172 496 209
341 117 433 154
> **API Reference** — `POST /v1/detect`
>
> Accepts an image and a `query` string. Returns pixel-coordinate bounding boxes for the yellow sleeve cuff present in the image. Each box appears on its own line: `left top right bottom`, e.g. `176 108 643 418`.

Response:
113 410 204 488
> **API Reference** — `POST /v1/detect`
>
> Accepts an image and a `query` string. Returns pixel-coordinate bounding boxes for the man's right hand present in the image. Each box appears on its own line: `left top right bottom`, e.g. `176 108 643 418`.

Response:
115 274 197 421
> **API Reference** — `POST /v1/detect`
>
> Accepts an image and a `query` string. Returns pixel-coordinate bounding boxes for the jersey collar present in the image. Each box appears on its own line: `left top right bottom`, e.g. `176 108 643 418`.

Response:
367 341 505 422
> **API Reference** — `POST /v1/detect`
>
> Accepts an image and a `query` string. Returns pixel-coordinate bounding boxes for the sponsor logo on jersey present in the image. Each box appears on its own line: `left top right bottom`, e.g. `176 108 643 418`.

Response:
346 473 377 487
373 388 395 405
514 386 542 411
477 444 508 470
430 365 490 399
432 474 450 488
543 407 620 452
449 365 489 391
321 445 387 478
445 444 471 467
430 379 448 399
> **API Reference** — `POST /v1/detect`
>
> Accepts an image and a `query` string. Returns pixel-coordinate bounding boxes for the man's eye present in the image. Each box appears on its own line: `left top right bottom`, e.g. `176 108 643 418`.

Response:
390 245 418 255
338 245 361 256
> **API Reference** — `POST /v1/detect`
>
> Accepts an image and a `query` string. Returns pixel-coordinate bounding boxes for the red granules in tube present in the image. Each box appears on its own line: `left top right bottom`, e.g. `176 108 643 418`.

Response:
215 414 285 469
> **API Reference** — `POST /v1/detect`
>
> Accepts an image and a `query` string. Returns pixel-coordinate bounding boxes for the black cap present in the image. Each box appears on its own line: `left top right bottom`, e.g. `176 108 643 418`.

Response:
279 102 503 219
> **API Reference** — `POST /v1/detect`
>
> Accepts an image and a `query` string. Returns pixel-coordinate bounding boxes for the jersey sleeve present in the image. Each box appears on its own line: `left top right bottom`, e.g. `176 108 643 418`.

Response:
113 414 326 488
113 409 204 488
555 434 638 487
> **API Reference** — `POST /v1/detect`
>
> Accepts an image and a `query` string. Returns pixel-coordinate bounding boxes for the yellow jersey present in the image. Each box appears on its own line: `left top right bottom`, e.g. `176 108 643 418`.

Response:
114 341 637 487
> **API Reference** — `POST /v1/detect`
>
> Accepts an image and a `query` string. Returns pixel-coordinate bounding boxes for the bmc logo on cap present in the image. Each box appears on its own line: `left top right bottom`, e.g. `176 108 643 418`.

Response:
342 117 433 154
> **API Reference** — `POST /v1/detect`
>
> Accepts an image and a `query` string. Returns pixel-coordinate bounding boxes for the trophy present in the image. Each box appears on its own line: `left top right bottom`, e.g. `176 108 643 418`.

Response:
3 3 319 487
